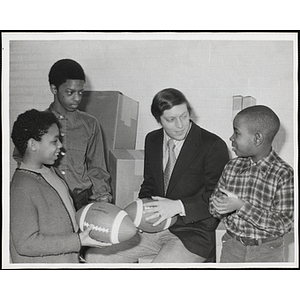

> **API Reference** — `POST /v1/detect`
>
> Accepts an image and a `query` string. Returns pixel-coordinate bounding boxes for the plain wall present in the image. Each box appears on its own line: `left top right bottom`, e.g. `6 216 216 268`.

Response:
6 34 296 179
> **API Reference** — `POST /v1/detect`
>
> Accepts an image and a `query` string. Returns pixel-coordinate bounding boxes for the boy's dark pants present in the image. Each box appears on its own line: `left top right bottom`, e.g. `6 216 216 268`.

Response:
220 232 284 263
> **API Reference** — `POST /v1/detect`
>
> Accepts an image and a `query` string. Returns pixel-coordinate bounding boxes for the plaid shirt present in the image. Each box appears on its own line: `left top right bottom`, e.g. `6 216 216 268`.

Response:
209 149 294 239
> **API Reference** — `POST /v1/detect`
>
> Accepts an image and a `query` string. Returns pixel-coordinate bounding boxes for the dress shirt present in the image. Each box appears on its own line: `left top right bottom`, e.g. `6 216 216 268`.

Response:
163 135 185 170
163 122 192 216
209 149 294 239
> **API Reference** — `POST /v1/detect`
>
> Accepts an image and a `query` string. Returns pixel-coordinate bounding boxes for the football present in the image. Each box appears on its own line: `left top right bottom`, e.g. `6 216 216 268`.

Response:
75 202 137 244
124 198 178 233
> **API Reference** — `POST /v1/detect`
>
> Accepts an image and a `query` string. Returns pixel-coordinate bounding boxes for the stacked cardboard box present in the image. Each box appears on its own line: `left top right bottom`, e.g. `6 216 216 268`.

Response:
109 149 144 209
78 91 139 161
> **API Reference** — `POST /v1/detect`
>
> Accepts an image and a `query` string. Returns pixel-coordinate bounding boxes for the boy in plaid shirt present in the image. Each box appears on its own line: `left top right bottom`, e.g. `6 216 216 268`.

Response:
209 105 294 263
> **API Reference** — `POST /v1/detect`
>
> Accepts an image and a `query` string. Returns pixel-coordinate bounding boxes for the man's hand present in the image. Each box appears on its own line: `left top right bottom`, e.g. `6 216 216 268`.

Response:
143 196 182 227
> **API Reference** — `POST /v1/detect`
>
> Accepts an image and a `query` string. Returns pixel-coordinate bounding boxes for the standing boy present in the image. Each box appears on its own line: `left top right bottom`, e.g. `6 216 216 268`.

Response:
209 105 294 263
14 59 112 210
10 109 110 263
86 88 229 263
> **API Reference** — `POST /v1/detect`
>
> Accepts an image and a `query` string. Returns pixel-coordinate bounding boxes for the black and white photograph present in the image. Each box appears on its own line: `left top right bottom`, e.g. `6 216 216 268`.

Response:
2 31 298 271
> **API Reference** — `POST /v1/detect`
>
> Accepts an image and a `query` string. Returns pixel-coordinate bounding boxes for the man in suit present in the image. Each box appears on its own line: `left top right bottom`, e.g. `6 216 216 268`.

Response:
85 88 229 263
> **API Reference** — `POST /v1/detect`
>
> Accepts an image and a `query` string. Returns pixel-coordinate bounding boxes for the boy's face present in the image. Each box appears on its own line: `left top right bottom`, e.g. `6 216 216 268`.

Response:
230 115 257 159
34 123 62 167
52 79 85 112
160 103 190 140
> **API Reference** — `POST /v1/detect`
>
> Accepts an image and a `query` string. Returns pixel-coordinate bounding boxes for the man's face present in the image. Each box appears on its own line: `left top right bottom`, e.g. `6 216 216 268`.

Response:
160 103 190 140
52 79 85 112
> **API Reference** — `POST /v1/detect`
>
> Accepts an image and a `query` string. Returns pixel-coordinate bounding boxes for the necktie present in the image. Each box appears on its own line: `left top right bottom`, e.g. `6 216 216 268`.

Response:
164 139 176 194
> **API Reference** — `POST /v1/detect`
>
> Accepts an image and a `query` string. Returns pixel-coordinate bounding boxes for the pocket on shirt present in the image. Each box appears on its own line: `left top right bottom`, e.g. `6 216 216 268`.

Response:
68 147 86 172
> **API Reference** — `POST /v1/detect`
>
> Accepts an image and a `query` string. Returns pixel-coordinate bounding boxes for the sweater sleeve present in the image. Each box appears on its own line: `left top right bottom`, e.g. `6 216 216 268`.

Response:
10 181 81 258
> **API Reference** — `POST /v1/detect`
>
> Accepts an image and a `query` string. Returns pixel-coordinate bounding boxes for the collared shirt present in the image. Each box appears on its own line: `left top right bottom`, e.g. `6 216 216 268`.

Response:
47 103 111 199
209 149 294 239
163 135 185 171
163 122 192 215
162 121 192 170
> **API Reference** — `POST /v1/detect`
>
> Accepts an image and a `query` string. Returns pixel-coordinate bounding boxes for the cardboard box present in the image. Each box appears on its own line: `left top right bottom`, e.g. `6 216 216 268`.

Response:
232 95 256 120
109 149 144 209
78 91 139 160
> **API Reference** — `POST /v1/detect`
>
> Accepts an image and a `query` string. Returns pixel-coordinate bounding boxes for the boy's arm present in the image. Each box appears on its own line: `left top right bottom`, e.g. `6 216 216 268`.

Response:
86 119 112 202
237 172 294 236
209 169 229 219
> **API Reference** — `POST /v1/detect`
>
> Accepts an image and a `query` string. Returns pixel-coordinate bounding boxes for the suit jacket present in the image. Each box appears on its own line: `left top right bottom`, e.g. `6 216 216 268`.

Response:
138 121 229 259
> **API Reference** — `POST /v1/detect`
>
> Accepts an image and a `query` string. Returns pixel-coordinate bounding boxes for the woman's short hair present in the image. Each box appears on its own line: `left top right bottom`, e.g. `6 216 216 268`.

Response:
151 88 192 123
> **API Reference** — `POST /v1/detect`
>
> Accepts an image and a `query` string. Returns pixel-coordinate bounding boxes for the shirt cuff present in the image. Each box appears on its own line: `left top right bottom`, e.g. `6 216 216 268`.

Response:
178 200 186 216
